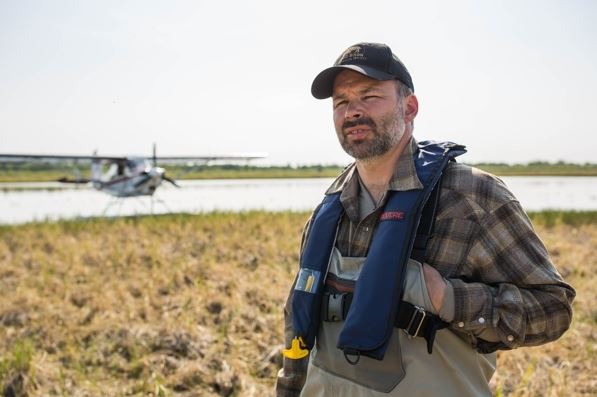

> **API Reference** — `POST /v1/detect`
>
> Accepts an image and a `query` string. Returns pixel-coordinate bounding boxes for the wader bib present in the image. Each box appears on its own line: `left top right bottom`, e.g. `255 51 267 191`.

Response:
301 250 496 395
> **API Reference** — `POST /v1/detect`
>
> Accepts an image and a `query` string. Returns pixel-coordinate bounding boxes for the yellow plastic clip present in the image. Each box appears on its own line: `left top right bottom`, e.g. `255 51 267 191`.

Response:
282 337 309 360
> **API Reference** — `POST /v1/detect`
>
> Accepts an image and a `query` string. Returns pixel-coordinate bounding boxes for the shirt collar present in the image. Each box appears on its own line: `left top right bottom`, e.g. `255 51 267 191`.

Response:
325 138 423 222
388 138 424 192
325 137 423 196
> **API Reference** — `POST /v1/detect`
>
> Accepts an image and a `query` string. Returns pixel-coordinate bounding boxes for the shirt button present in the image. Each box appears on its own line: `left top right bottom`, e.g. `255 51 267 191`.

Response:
458 322 465 328
478 317 485 324
507 335 514 342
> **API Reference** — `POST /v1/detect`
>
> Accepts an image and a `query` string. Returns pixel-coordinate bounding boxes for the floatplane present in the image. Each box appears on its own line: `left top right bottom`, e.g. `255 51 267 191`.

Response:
0 146 267 213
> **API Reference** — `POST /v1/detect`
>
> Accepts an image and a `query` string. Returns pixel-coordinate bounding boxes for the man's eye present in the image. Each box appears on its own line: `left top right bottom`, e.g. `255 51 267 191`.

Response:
333 100 347 109
363 95 378 100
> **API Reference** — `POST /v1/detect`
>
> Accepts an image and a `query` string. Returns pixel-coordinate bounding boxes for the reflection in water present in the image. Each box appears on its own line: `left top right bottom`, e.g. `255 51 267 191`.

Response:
0 177 595 224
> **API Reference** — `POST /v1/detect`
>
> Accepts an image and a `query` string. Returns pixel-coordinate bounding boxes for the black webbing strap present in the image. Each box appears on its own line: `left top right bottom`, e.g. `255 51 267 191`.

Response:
321 294 448 354
411 173 443 263
394 301 449 354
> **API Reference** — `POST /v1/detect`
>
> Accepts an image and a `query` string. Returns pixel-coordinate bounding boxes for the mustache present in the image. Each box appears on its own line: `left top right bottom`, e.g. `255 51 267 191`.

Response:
342 117 375 131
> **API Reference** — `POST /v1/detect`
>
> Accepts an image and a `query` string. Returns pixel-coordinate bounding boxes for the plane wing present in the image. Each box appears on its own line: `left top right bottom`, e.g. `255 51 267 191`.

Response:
0 152 268 163
153 153 268 164
0 154 124 162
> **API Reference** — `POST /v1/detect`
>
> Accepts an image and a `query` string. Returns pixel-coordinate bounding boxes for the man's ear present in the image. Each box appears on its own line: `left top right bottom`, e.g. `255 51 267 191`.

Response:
404 94 419 123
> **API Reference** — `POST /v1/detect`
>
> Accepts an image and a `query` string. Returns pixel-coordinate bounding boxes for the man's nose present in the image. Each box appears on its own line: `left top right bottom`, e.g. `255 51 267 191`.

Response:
344 101 363 119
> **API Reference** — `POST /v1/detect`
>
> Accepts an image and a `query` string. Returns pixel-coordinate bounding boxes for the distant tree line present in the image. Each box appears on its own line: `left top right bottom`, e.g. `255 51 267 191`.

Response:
0 161 596 182
464 161 597 176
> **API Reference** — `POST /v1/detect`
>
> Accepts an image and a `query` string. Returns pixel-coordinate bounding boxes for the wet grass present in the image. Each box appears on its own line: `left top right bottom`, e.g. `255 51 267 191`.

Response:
0 211 594 396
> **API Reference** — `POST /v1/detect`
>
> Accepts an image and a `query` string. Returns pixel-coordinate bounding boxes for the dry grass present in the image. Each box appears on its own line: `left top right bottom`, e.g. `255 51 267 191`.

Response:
0 212 594 396
0 213 303 397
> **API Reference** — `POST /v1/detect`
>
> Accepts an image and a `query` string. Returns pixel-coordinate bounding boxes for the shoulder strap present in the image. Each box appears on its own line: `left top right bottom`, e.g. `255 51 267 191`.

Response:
410 172 443 263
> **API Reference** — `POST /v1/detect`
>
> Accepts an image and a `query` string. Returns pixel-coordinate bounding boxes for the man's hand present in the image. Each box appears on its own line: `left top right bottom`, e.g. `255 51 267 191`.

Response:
422 263 447 313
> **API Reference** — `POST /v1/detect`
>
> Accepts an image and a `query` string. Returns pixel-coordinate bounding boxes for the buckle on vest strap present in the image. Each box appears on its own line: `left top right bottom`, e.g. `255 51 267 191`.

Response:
405 305 426 338
321 292 351 322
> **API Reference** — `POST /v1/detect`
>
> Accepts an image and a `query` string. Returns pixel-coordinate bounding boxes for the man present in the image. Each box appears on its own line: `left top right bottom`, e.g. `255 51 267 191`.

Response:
276 42 575 396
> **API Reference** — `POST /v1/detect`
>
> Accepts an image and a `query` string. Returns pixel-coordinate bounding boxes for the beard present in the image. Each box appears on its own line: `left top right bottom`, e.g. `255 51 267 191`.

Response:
337 109 406 160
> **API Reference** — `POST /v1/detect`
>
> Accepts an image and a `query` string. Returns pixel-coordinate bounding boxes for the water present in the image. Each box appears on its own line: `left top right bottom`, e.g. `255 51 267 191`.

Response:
500 176 596 212
0 177 595 224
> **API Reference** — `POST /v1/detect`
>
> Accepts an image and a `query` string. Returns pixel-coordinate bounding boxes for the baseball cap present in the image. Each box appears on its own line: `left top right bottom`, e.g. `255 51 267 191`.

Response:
311 42 414 99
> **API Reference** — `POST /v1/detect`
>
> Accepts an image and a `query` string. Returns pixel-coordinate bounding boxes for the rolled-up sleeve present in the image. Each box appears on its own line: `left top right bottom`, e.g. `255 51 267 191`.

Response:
449 200 575 353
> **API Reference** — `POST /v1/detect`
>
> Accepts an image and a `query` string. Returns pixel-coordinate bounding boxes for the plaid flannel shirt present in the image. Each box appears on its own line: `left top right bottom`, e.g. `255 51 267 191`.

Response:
275 139 575 396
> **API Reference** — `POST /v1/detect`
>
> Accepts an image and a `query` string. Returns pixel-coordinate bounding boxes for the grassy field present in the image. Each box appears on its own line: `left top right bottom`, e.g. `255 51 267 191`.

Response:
0 212 595 396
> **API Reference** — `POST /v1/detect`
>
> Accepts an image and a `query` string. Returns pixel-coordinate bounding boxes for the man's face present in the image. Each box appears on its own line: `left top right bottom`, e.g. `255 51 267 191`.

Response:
332 70 407 160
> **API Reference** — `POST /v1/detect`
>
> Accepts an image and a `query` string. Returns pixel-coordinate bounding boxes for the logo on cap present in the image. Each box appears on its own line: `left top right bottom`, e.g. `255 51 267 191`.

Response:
339 46 366 64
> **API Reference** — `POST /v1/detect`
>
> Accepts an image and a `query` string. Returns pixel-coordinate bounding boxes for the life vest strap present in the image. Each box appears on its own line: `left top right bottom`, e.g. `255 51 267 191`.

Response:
321 293 448 354
321 292 353 322
395 301 449 354
411 173 443 263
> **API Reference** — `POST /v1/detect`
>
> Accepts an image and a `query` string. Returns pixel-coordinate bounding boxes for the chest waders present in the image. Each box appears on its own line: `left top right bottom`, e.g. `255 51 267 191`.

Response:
284 141 466 362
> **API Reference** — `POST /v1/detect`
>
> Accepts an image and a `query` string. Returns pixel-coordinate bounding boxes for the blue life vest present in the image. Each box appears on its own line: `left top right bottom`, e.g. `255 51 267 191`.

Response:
290 141 466 360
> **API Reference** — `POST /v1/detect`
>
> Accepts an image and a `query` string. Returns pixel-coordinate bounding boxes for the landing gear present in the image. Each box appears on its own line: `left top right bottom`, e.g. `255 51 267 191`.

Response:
101 195 172 217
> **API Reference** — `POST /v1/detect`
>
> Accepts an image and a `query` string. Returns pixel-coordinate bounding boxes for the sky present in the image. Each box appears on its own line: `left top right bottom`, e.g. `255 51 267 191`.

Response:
1 0 596 166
